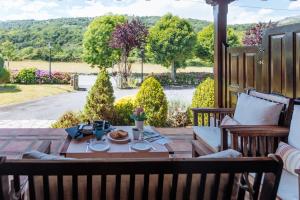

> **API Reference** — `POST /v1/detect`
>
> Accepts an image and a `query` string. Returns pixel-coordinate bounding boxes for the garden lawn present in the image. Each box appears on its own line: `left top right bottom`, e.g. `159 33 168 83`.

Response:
0 84 73 106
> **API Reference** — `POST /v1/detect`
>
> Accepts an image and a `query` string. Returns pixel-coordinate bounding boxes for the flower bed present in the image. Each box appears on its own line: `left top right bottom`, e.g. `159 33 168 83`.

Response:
11 68 71 84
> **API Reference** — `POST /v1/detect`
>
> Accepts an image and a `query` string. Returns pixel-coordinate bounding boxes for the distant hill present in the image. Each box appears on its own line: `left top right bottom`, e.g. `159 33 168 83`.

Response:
0 16 249 62
277 15 300 26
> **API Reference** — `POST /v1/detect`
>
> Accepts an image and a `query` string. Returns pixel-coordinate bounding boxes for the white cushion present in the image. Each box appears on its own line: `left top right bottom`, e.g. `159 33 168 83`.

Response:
199 149 242 158
193 126 231 152
288 105 300 149
277 170 299 200
23 150 74 160
234 93 284 125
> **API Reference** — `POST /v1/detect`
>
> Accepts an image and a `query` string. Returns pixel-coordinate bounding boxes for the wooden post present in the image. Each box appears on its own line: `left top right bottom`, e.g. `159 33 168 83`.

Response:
213 1 228 108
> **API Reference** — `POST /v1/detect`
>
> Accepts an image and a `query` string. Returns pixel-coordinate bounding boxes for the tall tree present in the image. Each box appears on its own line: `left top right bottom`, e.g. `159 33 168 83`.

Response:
110 19 148 86
0 41 16 68
147 14 196 81
243 22 274 46
195 24 240 63
82 15 126 69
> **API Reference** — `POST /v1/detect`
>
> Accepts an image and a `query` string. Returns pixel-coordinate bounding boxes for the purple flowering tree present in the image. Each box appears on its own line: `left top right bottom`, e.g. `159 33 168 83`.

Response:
243 22 275 46
110 19 148 87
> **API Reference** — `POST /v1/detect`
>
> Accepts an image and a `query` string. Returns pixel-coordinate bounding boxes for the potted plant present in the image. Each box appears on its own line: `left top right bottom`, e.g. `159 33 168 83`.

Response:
131 107 147 130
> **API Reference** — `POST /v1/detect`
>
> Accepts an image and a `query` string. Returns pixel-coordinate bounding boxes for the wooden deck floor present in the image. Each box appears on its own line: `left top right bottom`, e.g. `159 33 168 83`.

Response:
0 128 193 159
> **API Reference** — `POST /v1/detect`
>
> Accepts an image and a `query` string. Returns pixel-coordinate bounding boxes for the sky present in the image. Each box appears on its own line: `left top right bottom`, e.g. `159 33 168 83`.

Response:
0 0 299 24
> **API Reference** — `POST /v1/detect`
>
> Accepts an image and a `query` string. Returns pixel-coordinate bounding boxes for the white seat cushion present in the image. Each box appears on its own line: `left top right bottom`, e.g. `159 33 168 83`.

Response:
277 169 299 200
234 93 284 125
199 149 241 158
193 126 231 152
288 105 300 149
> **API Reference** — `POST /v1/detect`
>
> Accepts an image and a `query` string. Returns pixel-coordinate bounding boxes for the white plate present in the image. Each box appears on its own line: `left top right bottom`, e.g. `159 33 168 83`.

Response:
89 141 110 152
107 132 130 144
130 141 152 152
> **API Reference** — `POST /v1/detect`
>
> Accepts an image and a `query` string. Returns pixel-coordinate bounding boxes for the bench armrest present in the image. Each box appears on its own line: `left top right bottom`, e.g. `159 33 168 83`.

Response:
192 107 235 127
226 126 289 137
224 126 289 156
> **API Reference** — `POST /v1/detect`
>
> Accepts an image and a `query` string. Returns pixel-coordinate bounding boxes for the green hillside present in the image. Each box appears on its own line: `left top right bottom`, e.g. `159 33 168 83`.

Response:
0 16 248 62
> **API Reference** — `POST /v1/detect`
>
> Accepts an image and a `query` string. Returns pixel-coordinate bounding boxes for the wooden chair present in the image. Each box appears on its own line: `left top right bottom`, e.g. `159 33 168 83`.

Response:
192 90 293 156
0 155 283 200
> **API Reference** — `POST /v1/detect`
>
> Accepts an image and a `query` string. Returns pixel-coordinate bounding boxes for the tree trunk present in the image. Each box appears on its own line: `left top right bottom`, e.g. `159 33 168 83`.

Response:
171 60 176 81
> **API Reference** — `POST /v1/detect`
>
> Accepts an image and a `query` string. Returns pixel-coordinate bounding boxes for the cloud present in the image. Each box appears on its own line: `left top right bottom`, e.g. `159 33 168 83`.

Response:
288 1 300 9
67 0 213 21
228 6 283 24
0 0 294 24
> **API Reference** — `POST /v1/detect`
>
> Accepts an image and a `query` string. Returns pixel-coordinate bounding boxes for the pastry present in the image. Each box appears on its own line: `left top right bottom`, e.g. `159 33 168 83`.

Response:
109 130 128 139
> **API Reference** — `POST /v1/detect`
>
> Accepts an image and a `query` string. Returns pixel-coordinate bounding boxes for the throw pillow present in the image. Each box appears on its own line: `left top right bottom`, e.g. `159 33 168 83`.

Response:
234 93 284 125
220 115 241 126
275 142 300 176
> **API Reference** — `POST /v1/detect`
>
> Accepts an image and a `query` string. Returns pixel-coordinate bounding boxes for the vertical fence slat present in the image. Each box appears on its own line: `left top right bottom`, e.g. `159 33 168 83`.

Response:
101 175 107 200
170 173 178 200
72 175 78 200
12 175 21 200
87 175 92 200
253 172 263 200
128 174 135 200
115 175 121 200
43 175 50 200
211 173 220 199
28 175 36 200
156 174 164 200
142 173 149 200
197 174 206 200
224 173 235 199
57 175 63 200
184 174 192 200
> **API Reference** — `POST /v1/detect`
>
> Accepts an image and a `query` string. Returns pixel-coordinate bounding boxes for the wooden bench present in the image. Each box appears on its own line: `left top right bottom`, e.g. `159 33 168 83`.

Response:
0 155 283 200
192 90 293 157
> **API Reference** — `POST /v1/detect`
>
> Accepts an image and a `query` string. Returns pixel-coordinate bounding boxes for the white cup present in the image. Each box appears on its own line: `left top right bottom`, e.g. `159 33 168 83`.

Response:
132 128 141 140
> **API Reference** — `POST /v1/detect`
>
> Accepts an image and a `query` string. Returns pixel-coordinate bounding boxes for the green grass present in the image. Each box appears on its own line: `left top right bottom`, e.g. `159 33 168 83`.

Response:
0 84 73 106
0 84 21 93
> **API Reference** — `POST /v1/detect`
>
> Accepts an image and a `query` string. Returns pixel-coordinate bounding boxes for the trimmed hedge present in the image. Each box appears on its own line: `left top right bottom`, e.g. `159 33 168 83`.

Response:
135 77 168 127
190 77 214 125
113 96 135 125
83 69 115 121
0 67 10 84
132 72 212 87
51 111 82 128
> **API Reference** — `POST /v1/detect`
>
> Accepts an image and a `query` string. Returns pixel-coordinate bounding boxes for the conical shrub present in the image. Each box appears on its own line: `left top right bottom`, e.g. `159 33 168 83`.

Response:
135 77 168 127
190 77 214 125
83 69 115 121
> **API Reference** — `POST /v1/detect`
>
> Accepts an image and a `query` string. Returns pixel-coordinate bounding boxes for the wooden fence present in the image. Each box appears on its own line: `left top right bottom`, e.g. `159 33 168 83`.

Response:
223 23 300 107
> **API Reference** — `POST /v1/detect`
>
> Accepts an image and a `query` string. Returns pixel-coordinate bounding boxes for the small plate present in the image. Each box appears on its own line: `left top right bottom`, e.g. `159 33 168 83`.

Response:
107 132 130 144
89 141 110 152
130 141 152 152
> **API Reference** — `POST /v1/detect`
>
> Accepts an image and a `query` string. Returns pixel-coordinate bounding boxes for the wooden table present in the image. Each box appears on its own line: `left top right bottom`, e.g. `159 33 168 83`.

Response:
0 128 67 159
60 126 170 158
